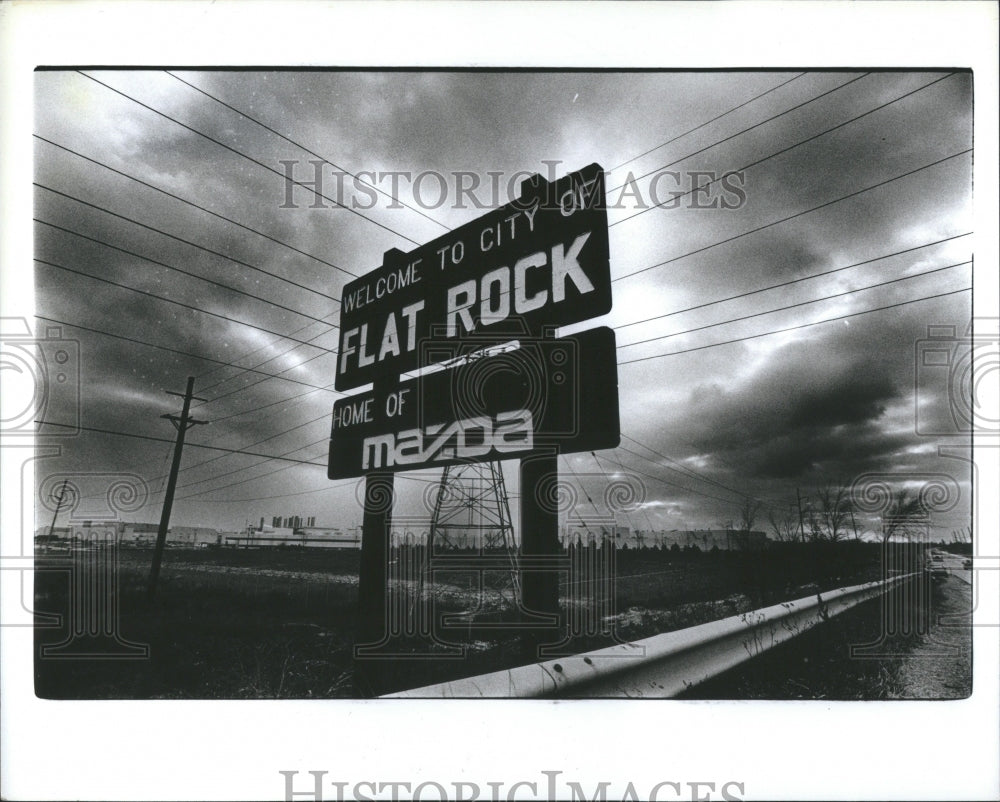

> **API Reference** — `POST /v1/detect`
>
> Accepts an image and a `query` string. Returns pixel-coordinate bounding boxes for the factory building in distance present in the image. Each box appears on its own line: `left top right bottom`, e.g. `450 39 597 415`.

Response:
36 518 768 552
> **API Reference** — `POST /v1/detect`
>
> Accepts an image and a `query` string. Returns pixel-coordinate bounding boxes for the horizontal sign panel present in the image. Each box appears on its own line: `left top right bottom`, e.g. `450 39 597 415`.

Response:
328 326 619 479
335 163 610 391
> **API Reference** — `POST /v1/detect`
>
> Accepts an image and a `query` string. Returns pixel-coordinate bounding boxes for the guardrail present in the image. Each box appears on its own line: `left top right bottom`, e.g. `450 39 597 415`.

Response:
383 573 915 698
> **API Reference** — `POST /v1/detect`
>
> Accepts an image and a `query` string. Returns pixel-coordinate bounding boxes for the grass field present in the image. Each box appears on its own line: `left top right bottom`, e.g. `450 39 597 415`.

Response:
34 541 897 698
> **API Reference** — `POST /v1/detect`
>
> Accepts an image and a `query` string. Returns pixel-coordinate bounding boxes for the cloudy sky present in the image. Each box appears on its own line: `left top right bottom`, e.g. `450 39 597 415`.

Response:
32 69 976 538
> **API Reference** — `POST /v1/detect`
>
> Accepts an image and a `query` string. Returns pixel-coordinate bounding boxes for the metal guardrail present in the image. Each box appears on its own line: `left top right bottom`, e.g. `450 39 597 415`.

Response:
383 573 915 698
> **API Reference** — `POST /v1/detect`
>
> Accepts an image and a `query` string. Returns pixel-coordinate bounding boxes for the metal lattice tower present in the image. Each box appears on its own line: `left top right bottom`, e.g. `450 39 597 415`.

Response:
428 460 521 600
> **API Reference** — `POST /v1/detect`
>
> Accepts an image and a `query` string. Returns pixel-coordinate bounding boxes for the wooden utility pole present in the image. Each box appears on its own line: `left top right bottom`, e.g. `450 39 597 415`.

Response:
47 478 69 540
147 376 207 601
795 488 806 543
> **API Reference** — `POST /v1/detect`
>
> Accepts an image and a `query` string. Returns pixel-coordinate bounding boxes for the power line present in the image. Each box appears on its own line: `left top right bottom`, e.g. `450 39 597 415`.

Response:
178 462 454 504
78 70 423 246
607 72 869 195
618 286 972 366
147 375 209 599
174 437 330 500
194 352 332 408
35 314 341 397
43 306 336 432
618 435 787 514
193 320 336 394
182 486 342 503
620 433 759 503
182 468 511 504
170 409 331 482
84 403 331 501
175 456 328 501
35 182 341 302
612 148 972 283
561 457 604 522
33 134 358 278
171 420 330 493
136 430 326 500
608 73 807 174
164 70 451 233
592 449 658 533
201 379 333 422
38 315 341 445
614 232 972 332
35 218 337 329
182 482 354 504
34 420 327 465
612 446 746 507
191 302 341 396
617 258 971 351
35 257 339 358
611 72 955 227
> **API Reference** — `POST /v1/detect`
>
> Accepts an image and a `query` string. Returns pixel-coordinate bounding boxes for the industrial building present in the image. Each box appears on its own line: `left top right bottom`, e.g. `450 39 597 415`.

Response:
226 522 361 549
37 520 767 552
37 521 225 547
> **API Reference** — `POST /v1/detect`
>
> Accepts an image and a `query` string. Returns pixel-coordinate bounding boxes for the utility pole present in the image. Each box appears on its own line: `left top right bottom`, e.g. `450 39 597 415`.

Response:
795 488 806 543
147 376 207 601
48 478 69 541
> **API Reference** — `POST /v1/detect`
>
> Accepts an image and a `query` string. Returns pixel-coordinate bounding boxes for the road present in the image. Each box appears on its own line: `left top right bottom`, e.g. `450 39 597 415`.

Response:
938 551 973 585
890 568 972 699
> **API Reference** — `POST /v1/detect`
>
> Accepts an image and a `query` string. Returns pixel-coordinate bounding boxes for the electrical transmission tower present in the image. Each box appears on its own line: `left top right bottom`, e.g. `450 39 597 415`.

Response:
428 460 520 601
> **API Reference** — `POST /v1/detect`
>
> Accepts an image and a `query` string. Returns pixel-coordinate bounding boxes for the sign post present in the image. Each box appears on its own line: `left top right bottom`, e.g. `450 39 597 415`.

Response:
519 449 562 654
353 468 393 695
332 164 619 694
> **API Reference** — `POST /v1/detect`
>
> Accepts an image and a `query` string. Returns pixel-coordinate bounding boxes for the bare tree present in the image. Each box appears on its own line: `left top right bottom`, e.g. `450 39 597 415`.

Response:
767 506 800 542
731 498 762 549
813 484 853 542
881 488 926 543
738 498 762 534
806 507 825 543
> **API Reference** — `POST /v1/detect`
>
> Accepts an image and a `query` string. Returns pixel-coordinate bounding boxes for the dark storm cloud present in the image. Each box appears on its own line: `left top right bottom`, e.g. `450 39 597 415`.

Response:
731 421 914 479
31 69 974 530
663 289 970 487
682 346 900 452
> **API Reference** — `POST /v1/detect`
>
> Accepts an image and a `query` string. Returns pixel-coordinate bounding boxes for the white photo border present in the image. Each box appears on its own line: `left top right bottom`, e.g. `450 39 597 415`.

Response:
2 2 998 800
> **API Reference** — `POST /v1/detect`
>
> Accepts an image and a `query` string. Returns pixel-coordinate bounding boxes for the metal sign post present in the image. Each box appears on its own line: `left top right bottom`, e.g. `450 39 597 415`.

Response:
519 448 562 657
353 469 394 696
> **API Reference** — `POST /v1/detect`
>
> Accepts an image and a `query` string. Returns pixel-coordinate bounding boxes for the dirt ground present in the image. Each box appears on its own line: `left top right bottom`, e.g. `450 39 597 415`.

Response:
890 572 972 699
33 543 892 698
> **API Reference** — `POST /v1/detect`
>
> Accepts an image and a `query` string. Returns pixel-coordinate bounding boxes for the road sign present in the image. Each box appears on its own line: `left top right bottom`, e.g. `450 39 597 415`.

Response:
335 163 610 391
328 326 619 479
